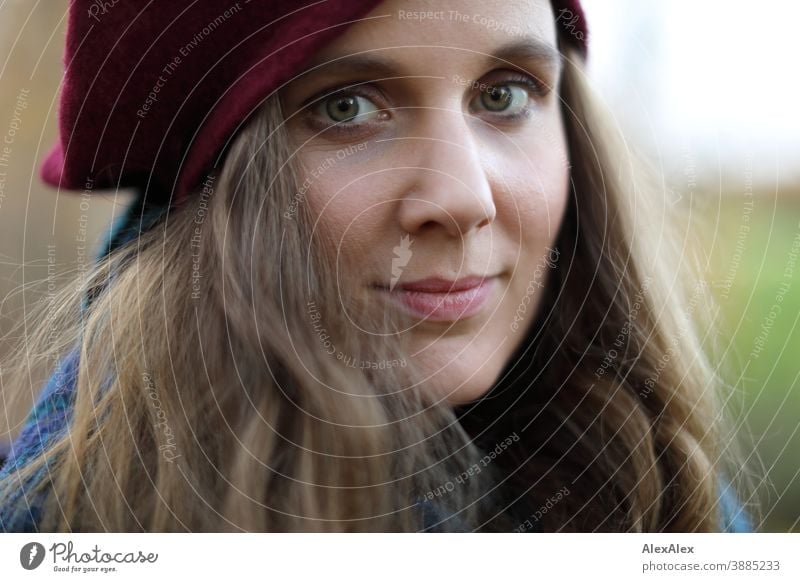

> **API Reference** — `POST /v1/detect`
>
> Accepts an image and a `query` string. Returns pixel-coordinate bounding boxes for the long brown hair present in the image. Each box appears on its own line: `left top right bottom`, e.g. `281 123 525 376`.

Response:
0 40 756 532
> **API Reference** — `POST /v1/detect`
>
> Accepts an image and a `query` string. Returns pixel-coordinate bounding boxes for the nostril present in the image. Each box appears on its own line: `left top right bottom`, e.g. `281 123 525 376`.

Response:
418 220 445 233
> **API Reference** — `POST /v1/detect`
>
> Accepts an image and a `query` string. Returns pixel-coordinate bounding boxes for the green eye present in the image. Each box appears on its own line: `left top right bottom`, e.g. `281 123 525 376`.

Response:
324 94 380 123
478 84 529 114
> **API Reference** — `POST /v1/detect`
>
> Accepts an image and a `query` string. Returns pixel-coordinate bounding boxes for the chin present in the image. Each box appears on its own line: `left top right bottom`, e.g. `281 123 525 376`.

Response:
420 362 501 406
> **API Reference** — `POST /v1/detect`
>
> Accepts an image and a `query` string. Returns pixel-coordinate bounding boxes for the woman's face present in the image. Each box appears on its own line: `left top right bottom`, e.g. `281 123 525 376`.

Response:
280 0 570 404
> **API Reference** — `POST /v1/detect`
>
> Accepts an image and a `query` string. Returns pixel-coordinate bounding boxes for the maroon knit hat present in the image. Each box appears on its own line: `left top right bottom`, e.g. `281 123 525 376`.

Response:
40 0 587 207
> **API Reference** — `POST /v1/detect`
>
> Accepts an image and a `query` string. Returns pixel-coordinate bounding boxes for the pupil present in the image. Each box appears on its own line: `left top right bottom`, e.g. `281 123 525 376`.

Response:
328 96 358 122
484 86 512 111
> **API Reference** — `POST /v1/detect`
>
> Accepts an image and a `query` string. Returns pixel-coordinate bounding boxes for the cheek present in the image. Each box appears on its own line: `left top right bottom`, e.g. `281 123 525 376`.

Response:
492 134 571 252
487 128 570 336
299 157 393 258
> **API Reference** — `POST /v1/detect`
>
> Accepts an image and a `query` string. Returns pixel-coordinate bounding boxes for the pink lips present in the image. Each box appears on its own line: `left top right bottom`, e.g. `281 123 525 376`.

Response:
374 276 497 322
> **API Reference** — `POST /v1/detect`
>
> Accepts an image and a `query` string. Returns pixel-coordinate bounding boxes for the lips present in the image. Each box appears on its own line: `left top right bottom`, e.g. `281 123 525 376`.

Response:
393 275 487 293
372 275 498 322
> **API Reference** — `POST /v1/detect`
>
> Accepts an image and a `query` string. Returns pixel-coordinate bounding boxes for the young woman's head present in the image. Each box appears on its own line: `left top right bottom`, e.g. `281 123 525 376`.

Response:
279 0 570 405
1 0 753 532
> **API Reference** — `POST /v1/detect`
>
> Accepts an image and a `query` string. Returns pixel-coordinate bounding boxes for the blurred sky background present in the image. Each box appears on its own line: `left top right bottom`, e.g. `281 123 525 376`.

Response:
1 0 798 531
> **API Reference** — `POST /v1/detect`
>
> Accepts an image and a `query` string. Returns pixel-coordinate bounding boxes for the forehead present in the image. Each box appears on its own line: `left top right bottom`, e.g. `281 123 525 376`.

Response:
303 0 559 69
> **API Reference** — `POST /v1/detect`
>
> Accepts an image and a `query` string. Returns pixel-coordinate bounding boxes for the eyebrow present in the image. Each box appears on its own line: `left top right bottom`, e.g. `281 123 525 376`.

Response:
299 37 562 80
491 38 563 71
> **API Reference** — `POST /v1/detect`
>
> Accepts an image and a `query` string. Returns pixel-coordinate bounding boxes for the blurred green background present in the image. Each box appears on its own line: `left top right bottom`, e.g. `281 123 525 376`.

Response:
706 193 800 532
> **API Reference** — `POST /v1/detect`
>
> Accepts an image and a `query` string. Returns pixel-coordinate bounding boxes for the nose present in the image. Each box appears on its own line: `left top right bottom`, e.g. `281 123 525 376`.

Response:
396 113 496 239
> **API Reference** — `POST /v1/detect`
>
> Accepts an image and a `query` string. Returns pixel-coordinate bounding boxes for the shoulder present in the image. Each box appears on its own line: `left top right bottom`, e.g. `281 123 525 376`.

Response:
718 476 753 533
1 347 79 470
0 347 79 532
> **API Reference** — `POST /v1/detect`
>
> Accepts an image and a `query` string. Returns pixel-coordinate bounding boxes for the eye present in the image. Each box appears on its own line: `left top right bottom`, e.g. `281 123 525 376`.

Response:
478 85 529 114
316 92 382 124
469 72 547 120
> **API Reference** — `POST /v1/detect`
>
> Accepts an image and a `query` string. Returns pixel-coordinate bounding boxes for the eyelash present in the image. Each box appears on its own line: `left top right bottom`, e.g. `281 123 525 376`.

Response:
301 72 547 137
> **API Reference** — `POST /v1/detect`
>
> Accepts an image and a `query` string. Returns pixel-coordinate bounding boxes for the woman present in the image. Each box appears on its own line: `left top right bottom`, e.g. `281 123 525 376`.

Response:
0 0 755 532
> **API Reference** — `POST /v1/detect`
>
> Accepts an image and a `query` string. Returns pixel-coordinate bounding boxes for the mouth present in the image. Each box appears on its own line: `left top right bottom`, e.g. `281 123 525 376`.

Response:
370 275 499 322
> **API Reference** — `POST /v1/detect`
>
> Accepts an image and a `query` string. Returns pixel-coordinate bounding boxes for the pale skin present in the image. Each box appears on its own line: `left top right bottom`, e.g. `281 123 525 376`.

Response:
280 0 570 405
